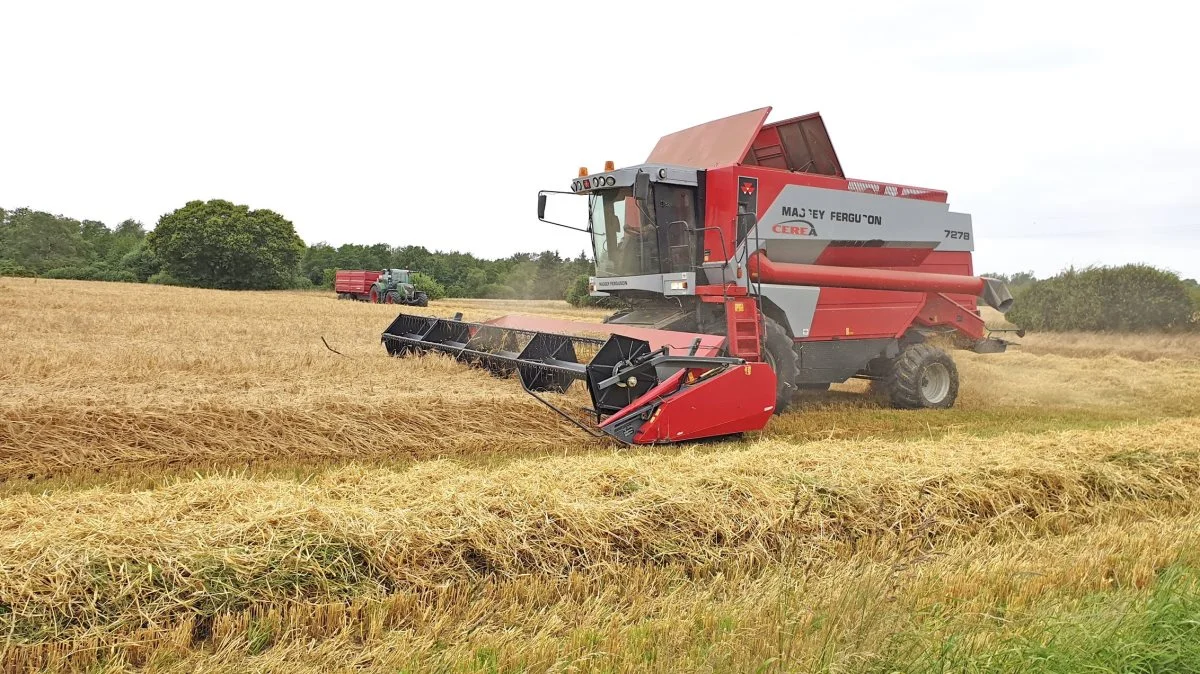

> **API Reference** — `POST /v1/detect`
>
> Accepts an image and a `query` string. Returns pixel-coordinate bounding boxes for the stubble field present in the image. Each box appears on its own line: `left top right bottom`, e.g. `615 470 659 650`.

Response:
2 277 1199 672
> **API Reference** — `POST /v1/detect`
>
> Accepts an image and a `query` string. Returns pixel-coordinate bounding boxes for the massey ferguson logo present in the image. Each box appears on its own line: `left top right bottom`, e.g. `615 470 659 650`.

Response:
737 176 758 218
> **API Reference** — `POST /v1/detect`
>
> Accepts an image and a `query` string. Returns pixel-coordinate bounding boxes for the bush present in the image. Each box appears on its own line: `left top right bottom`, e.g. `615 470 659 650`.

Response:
565 274 600 307
148 271 182 286
0 260 33 277
119 244 161 282
321 268 337 290
102 270 139 283
43 267 91 280
479 283 517 299
1006 265 1195 332
42 266 138 282
291 275 314 290
411 271 446 300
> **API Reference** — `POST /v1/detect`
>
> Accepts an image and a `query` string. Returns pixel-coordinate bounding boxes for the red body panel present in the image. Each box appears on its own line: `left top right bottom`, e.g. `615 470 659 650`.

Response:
646 108 770 168
334 270 382 295
807 288 927 340
600 363 777 443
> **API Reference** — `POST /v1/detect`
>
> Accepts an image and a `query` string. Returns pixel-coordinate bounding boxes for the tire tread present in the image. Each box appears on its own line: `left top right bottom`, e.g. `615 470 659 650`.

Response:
885 343 958 409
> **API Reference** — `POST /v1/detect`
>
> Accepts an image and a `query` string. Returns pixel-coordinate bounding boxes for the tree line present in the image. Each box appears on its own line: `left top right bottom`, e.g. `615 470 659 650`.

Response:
4 200 1196 326
0 200 595 302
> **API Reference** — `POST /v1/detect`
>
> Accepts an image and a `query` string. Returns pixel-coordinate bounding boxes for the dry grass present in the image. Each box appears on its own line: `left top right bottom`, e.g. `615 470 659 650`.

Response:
983 305 1200 361
3 279 1198 481
2 278 1198 671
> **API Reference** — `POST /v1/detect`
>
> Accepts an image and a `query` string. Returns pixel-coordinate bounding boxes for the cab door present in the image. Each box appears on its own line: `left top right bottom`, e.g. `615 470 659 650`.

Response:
653 184 700 274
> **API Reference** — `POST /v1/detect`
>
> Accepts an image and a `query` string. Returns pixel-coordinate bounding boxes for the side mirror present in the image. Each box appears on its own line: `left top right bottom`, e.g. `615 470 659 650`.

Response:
536 190 591 233
633 172 651 203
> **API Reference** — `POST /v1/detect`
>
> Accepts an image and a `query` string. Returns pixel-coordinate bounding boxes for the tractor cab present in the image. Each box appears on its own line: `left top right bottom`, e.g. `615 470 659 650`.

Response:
379 269 412 286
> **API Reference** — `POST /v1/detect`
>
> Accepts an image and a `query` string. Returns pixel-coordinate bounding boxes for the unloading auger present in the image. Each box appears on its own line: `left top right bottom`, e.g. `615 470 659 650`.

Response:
381 312 778 444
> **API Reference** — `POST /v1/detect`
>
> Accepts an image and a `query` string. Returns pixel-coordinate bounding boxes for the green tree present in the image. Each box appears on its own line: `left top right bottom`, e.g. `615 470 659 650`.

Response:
79 219 112 261
105 219 147 266
565 274 600 307
301 242 337 286
531 250 568 299
410 271 446 299
0 208 86 273
119 241 162 282
147 199 304 290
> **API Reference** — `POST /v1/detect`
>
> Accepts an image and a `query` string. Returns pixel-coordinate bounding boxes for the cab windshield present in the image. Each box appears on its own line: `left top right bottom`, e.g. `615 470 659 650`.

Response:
589 185 697 278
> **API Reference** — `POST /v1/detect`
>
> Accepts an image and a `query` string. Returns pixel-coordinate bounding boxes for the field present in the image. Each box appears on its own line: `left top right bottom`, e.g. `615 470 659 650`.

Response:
2 277 1200 673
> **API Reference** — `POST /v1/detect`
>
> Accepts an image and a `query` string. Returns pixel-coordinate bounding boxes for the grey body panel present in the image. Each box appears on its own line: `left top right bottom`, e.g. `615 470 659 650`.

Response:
604 305 692 330
756 283 820 337
752 184 974 257
795 338 896 384
591 272 695 297
570 164 699 193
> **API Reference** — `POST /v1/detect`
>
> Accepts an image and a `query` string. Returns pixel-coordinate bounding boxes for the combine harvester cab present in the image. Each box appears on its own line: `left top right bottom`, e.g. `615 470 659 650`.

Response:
383 107 1017 444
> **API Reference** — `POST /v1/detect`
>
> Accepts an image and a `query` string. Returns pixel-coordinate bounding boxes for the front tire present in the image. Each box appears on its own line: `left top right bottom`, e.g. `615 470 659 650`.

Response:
413 291 429 307
761 316 799 414
885 343 959 409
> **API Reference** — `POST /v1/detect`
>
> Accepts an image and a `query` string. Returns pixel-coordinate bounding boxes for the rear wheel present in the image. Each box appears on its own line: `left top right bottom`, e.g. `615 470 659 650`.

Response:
761 316 799 414
884 343 959 409
368 288 380 304
384 290 399 304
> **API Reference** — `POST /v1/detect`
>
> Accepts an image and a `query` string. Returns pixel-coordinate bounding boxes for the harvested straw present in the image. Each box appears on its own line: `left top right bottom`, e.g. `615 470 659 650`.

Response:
1 418 1196 650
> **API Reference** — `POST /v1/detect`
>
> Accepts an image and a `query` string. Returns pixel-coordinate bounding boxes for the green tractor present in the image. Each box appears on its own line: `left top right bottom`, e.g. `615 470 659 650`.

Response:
369 269 429 306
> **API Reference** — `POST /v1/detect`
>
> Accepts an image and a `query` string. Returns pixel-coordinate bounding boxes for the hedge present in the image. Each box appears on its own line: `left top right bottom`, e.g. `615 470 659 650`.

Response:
1006 265 1195 332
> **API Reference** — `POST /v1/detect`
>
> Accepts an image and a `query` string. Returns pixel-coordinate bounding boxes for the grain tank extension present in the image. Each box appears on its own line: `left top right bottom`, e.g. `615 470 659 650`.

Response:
383 107 1017 444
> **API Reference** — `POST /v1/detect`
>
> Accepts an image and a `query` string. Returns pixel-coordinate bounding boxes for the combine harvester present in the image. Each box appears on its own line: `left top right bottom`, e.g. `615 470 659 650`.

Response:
382 107 1016 444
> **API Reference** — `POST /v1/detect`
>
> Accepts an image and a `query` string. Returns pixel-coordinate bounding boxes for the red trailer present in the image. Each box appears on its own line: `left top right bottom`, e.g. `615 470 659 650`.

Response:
334 270 382 302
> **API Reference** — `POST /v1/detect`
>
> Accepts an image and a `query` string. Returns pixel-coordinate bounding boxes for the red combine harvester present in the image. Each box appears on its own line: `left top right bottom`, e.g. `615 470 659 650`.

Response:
382 107 1016 444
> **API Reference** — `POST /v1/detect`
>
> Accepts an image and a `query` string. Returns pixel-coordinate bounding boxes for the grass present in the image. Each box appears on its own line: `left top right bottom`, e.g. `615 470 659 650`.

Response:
1 277 1198 672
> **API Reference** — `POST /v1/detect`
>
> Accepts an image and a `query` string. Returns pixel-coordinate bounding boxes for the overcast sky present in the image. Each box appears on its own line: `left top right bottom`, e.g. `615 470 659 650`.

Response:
3 1 1197 278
